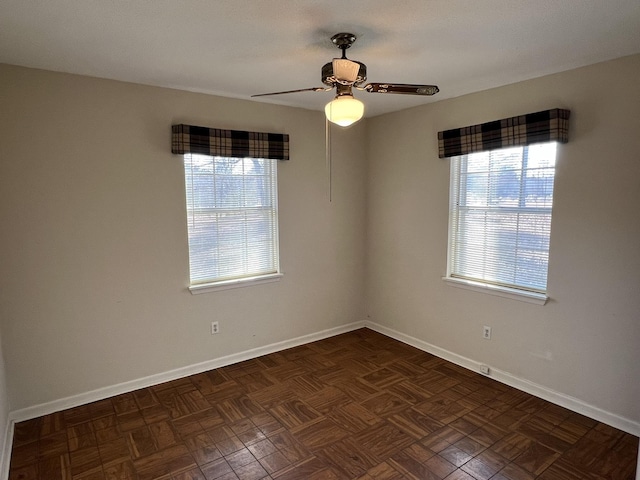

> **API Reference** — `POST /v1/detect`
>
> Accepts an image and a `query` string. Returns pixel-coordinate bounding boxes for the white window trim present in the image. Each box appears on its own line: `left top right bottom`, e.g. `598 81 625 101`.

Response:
442 276 548 305
189 272 284 295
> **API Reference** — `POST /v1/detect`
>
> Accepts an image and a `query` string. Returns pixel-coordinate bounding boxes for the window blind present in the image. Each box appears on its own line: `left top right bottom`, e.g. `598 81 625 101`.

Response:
184 154 280 285
448 142 557 293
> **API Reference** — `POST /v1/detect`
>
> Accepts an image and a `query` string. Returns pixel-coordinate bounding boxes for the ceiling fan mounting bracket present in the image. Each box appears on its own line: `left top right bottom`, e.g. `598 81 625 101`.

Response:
331 33 357 51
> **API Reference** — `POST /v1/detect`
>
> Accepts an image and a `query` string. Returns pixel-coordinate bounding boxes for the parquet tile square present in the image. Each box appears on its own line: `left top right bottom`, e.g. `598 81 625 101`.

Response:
386 381 433 406
246 438 277 460
270 400 322 430
232 460 267 480
214 436 246 457
425 453 457 478
361 368 405 389
7 329 638 479
385 407 444 440
266 431 309 464
512 441 560 475
37 453 71 480
271 455 331 480
360 392 409 418
199 457 234 479
98 437 130 466
39 412 67 438
317 437 378 477
440 445 473 468
290 417 349 451
64 406 92 426
332 378 380 402
303 386 350 415
39 432 69 461
494 463 535 480
353 423 414 461
388 451 440 480
325 402 383 434
461 450 508 479
257 450 290 475
450 417 482 437
173 468 207 480
469 423 510 448
445 470 476 480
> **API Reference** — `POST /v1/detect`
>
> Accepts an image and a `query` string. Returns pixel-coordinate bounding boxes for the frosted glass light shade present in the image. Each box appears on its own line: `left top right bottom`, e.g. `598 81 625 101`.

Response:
325 95 364 127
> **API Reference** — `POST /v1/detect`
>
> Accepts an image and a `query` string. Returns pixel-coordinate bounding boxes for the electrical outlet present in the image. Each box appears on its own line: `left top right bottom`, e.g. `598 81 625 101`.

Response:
211 321 220 335
480 364 490 375
483 326 491 339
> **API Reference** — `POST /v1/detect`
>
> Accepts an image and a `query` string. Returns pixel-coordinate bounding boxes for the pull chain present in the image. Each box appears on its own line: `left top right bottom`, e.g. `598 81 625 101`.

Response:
325 116 332 202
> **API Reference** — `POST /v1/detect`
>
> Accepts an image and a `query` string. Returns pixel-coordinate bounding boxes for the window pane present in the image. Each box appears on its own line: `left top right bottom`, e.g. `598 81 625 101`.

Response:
184 155 279 285
448 142 557 293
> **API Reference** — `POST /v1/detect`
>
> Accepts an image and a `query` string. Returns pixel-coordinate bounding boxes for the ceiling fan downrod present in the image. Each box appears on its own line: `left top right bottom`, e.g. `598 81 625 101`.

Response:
331 33 356 60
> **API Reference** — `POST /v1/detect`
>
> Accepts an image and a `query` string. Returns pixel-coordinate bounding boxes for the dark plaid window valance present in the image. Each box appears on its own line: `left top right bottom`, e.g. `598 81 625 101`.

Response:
437 108 570 158
172 124 289 160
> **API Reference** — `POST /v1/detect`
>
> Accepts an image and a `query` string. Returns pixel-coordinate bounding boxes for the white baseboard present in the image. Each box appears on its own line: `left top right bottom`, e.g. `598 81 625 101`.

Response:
365 320 640 437
9 321 366 424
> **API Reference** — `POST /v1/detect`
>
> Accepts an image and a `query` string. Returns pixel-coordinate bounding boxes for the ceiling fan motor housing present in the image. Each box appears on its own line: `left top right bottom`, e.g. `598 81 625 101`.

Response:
322 61 367 86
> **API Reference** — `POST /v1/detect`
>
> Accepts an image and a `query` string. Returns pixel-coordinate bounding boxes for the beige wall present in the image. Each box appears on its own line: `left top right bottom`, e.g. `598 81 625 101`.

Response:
0 64 367 410
365 54 640 426
0 333 8 472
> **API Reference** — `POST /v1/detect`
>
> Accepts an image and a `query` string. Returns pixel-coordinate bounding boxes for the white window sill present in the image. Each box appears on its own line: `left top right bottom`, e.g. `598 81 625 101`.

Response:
442 276 548 305
189 273 283 295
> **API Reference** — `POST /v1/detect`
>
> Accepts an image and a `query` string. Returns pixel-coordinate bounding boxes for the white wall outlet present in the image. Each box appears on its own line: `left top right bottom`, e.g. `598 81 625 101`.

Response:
480 364 490 375
483 325 491 339
211 321 220 335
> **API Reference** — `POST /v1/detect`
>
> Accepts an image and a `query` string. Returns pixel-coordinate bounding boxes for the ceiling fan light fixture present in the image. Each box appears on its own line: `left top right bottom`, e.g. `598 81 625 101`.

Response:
325 95 364 127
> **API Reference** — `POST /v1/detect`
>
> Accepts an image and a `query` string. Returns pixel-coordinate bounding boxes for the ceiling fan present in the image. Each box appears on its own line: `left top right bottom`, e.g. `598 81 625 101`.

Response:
252 33 439 127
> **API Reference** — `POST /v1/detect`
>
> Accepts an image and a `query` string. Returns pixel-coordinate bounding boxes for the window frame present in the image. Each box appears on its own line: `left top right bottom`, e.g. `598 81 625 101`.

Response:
183 154 283 294
443 142 559 305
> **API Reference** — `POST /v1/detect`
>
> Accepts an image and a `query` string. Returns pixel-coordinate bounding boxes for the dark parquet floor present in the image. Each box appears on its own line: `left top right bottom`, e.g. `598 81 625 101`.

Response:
8 329 638 479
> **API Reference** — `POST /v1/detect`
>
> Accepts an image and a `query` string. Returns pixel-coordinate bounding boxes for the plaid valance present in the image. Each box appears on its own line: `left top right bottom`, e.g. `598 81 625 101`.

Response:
172 124 289 160
437 108 570 158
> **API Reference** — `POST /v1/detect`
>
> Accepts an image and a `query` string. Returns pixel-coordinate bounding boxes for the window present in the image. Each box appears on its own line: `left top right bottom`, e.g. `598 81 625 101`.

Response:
446 142 558 302
183 154 281 292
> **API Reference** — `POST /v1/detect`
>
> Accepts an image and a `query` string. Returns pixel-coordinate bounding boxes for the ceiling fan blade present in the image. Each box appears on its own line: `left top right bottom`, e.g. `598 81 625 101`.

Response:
332 58 360 83
364 83 439 95
252 87 329 97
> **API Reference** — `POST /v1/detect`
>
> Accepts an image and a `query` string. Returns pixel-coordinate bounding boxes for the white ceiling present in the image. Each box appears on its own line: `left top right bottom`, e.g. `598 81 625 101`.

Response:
1 0 639 118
